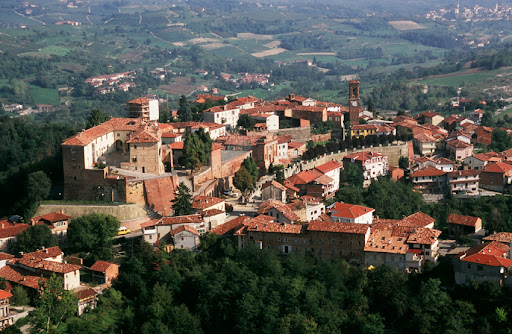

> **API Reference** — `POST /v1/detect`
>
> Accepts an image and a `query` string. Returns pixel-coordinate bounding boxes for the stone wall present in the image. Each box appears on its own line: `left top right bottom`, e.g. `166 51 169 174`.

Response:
283 141 412 179
270 127 311 142
35 203 149 222
311 133 331 143
125 180 145 205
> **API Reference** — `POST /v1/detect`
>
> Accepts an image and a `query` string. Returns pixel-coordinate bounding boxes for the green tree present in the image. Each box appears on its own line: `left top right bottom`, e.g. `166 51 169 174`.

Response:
9 224 57 254
367 97 376 113
398 156 409 169
172 182 193 216
490 129 512 152
159 109 169 123
233 167 254 200
177 95 193 122
67 213 120 261
86 109 109 129
242 157 259 184
32 274 77 333
237 114 256 130
341 163 364 188
22 171 51 219
182 132 210 172
11 285 30 306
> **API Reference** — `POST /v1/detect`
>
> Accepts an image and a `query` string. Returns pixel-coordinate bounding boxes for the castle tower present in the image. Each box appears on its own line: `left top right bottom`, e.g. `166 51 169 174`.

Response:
348 80 360 126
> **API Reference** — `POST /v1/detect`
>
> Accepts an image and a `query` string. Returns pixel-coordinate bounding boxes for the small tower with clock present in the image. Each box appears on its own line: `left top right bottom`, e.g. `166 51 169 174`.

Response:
348 80 360 126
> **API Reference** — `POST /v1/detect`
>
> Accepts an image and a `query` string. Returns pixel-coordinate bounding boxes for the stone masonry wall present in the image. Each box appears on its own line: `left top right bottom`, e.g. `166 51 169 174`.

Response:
270 127 311 142
283 141 412 179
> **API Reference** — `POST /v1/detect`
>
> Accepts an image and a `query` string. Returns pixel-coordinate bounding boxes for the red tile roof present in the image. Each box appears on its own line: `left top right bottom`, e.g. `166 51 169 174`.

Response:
24 246 62 259
410 166 447 178
314 160 343 174
210 216 251 236
287 170 323 185
157 214 204 226
170 225 200 236
343 151 386 163
0 289 12 300
192 196 224 210
16 257 81 274
483 162 512 173
169 142 184 150
0 253 14 261
202 209 225 217
460 254 512 267
447 170 479 178
405 227 441 245
447 213 480 227
268 203 301 222
400 212 435 228
0 265 43 290
365 229 408 254
76 288 97 301
261 180 287 192
32 212 72 223
447 139 472 149
484 232 512 244
90 260 116 273
287 141 305 149
243 220 303 234
414 133 436 143
307 221 370 234
128 97 149 105
62 118 143 146
329 202 375 219
144 176 178 217
0 224 29 239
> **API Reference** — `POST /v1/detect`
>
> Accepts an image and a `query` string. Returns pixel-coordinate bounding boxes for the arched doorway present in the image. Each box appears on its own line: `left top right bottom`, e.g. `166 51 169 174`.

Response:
115 140 124 152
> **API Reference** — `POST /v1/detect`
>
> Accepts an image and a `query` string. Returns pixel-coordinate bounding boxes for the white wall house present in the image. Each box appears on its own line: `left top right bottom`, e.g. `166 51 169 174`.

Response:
203 105 240 130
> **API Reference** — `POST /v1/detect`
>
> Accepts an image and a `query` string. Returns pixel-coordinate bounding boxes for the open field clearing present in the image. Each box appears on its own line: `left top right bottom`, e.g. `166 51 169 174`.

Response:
159 83 195 95
414 68 502 87
188 37 220 45
30 86 60 105
251 48 288 57
263 41 281 48
236 33 273 40
297 52 337 56
201 43 230 50
389 20 426 30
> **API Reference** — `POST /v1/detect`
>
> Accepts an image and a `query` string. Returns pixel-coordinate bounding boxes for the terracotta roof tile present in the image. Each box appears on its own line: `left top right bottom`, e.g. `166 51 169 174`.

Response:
261 180 287 192
90 260 116 273
329 202 375 219
32 212 72 223
447 213 480 227
314 160 343 174
144 177 178 216
170 225 200 236
24 246 62 259
0 265 43 290
157 214 204 226
483 162 512 173
410 166 447 178
192 196 224 210
210 216 251 236
307 221 370 234
15 257 81 274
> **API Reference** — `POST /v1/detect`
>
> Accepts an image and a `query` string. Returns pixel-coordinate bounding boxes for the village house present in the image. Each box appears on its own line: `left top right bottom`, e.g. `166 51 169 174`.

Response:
233 216 370 265
76 288 98 316
343 151 388 185
203 105 240 130
410 167 448 194
364 228 410 271
350 124 378 139
328 202 375 224
447 169 480 194
415 111 444 127
463 152 504 171
286 170 335 199
261 180 287 202
413 133 437 156
171 225 200 251
89 260 119 285
31 212 72 238
24 246 64 263
453 241 512 287
0 221 29 252
479 162 512 192
192 196 225 213
447 213 483 236
314 161 343 193
142 214 207 245
0 290 13 329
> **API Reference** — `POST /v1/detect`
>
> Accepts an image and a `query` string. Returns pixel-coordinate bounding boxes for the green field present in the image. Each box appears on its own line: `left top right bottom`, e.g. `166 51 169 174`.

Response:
30 86 60 105
415 70 501 87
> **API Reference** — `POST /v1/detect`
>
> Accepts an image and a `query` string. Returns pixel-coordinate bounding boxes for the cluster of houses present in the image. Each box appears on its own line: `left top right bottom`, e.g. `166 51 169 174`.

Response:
0 214 120 328
84 71 137 95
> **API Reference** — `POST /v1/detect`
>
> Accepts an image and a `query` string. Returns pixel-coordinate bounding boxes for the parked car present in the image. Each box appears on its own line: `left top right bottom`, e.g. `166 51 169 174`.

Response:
118 226 130 235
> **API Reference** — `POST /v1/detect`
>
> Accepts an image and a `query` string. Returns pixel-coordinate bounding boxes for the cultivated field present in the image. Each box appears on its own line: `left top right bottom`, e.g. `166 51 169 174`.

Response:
389 20 425 30
251 48 288 58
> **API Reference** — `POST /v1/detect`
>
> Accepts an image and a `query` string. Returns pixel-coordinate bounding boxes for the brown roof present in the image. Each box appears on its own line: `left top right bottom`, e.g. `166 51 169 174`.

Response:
202 209 225 217
329 202 375 219
32 212 72 223
483 162 512 174
90 260 116 273
343 151 386 163
62 118 143 146
0 224 29 239
144 176 178 216
24 246 62 259
0 265 43 290
405 228 441 245
365 229 408 254
447 213 481 227
157 214 204 226
400 212 435 228
16 257 81 274
308 221 370 234
170 225 200 236
315 160 343 174
76 288 97 301
446 139 472 149
0 253 14 261
483 232 512 244
261 180 287 192
210 216 251 236
410 166 446 178
192 196 224 210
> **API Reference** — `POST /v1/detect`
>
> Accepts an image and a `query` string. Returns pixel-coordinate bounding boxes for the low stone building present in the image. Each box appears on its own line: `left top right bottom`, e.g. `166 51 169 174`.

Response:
447 213 482 236
171 225 200 251
90 260 119 285
261 180 287 202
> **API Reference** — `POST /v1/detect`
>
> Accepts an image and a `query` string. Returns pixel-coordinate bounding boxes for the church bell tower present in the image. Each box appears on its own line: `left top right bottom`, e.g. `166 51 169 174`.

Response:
348 80 360 126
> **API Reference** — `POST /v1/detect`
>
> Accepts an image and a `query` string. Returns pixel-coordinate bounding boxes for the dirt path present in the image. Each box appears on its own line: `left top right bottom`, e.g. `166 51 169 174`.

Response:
412 67 485 81
138 14 142 25
13 10 46 25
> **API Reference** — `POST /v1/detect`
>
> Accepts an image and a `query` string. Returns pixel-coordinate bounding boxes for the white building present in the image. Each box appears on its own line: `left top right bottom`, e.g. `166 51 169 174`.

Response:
203 105 241 130
342 151 388 183
314 160 343 194
328 202 375 224
249 113 279 131
171 225 200 251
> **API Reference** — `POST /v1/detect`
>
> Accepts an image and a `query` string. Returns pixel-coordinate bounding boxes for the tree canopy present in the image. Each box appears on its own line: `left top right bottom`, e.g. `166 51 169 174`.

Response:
233 167 254 200
182 129 212 172
86 108 110 129
9 224 57 255
67 213 120 263
172 182 193 216
341 162 364 188
177 95 193 122
237 114 256 130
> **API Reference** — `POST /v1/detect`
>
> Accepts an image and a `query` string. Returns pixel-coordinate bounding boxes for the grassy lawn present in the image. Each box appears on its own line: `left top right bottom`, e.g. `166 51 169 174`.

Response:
30 86 60 105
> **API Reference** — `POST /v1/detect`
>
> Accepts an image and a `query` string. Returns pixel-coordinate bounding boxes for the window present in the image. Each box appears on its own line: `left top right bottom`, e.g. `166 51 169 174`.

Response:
467 263 471 269
134 145 137 149
477 265 483 271
132 157 137 162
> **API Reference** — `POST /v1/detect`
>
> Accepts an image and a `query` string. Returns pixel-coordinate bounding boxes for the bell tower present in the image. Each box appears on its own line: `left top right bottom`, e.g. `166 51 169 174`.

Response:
348 80 360 126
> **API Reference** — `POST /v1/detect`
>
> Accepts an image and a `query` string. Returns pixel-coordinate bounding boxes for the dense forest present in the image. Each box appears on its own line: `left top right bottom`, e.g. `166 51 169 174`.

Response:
39 236 512 334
